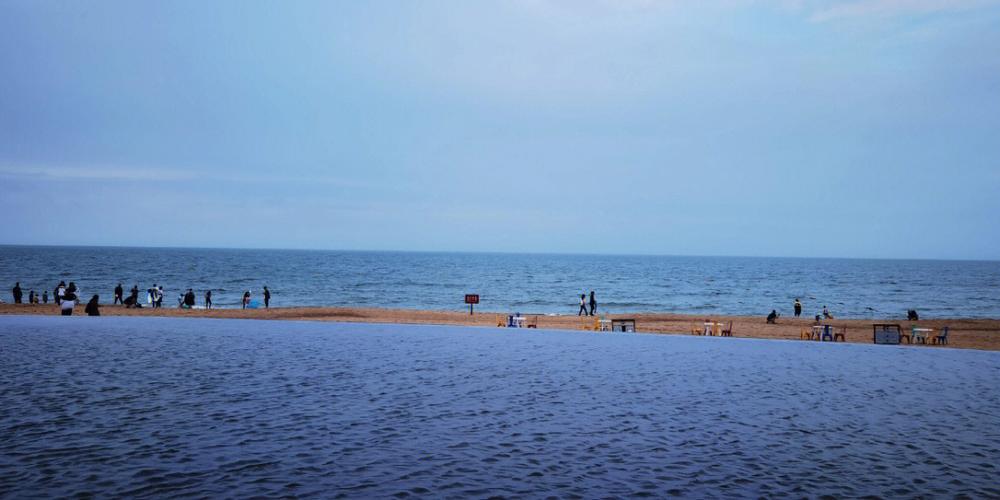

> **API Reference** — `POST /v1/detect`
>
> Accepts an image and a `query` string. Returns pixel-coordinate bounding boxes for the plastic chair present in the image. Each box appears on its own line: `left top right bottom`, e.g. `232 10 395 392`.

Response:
496 314 506 327
899 329 911 344
821 325 833 342
691 324 703 335
933 326 949 345
833 327 846 342
720 322 733 337
527 316 538 329
800 328 812 340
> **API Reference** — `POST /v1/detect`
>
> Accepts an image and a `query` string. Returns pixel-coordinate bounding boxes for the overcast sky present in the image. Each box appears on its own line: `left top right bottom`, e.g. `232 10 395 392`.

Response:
2 0 998 259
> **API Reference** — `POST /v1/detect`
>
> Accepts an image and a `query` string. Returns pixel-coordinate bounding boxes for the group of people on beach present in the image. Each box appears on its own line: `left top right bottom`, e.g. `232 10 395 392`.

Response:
9 280 100 316
9 281 273 314
767 298 835 324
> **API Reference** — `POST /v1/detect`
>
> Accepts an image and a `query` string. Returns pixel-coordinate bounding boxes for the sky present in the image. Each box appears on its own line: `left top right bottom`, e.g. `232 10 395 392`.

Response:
1 0 999 259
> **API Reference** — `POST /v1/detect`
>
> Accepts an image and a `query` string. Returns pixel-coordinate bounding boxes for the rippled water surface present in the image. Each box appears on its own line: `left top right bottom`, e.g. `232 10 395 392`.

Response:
2 245 999 317
2 316 999 498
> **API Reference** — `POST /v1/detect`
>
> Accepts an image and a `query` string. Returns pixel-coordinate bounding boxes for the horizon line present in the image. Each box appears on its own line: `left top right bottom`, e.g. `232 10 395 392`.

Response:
0 242 996 264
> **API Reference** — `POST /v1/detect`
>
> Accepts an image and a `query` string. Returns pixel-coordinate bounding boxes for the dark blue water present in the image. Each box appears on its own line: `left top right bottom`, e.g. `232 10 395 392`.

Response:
1 245 998 318
1 316 998 497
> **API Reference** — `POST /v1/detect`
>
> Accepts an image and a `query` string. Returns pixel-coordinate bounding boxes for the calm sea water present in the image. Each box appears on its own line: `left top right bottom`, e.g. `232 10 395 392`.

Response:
1 316 998 497
1 245 998 318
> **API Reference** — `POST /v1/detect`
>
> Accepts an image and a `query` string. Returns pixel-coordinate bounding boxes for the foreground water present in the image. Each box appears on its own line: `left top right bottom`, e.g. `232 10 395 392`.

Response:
1 316 998 497
2 246 999 318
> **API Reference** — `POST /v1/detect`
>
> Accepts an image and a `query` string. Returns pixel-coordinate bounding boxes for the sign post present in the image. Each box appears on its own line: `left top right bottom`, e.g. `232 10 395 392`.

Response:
464 294 479 315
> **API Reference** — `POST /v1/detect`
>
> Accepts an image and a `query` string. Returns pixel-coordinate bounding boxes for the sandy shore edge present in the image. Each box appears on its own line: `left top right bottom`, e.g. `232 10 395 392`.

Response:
2 303 999 351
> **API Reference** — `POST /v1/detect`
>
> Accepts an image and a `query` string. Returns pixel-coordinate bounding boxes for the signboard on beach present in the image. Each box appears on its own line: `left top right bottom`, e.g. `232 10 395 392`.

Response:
465 294 479 315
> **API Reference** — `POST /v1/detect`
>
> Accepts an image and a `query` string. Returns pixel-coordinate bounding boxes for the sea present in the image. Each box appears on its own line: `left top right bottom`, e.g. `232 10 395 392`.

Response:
1 316 998 497
1 245 998 318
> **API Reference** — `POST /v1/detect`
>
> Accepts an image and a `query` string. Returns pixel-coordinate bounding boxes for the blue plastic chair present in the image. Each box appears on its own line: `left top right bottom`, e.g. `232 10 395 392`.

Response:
821 325 833 342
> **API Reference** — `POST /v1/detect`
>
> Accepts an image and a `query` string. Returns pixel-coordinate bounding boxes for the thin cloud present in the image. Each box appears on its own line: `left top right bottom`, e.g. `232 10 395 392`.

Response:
808 0 998 22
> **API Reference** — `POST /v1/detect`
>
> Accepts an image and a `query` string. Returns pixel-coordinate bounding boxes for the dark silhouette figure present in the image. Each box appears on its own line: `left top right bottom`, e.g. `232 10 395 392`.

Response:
183 289 196 308
205 290 212 309
130 285 139 303
114 283 124 305
907 309 919 321
242 291 251 309
155 286 164 308
12 282 22 304
42 290 48 303
793 299 802 318
767 310 778 324
822 305 833 319
28 290 35 304
85 295 100 316
263 287 271 309
578 294 588 316
589 291 597 316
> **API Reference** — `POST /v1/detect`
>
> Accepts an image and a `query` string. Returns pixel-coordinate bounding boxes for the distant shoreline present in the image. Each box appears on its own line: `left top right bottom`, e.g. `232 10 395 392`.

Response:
3 304 999 352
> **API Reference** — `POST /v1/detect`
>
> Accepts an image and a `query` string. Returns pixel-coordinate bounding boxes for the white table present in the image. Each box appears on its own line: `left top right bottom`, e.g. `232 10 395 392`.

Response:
704 322 722 336
512 316 526 328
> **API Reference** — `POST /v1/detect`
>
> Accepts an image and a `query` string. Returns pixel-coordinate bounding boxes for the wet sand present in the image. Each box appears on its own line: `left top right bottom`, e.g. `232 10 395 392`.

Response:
2 303 999 351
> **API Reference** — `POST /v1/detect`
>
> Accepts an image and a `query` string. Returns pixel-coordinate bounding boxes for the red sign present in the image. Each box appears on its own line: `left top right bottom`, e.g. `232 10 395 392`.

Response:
465 294 480 304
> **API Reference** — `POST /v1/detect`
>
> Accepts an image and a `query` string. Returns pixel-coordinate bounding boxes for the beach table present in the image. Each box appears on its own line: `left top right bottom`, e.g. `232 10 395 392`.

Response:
704 322 724 336
512 316 526 328
912 327 933 344
811 325 832 341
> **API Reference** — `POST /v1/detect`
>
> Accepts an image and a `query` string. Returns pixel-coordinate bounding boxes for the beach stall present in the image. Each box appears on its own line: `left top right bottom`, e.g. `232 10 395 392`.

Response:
872 324 902 345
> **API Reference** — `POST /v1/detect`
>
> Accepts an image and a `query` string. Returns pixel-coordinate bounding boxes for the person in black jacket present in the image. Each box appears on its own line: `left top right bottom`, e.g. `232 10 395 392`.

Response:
263 287 271 309
588 291 597 316
183 289 196 308
205 290 212 309
85 295 100 316
114 283 124 305
12 282 22 304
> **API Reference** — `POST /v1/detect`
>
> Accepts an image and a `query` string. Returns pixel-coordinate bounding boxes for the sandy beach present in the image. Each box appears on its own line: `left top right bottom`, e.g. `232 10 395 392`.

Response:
3 303 999 351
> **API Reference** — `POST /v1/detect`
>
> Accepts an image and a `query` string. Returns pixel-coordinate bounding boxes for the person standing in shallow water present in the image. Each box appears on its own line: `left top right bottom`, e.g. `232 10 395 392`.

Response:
12 282 22 304
42 290 48 304
794 299 802 318
242 290 251 309
114 283 123 305
263 287 271 309
205 290 212 309
589 291 597 317
578 294 588 316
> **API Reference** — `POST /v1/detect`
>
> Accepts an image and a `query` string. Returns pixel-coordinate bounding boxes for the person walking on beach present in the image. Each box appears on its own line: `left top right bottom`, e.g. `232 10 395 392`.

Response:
263 286 271 309
589 291 597 316
85 295 100 316
114 283 123 305
205 290 212 309
12 282 22 304
55 281 65 305
155 286 164 308
60 287 77 316
42 290 48 304
793 299 802 318
578 294 588 316
242 290 251 309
